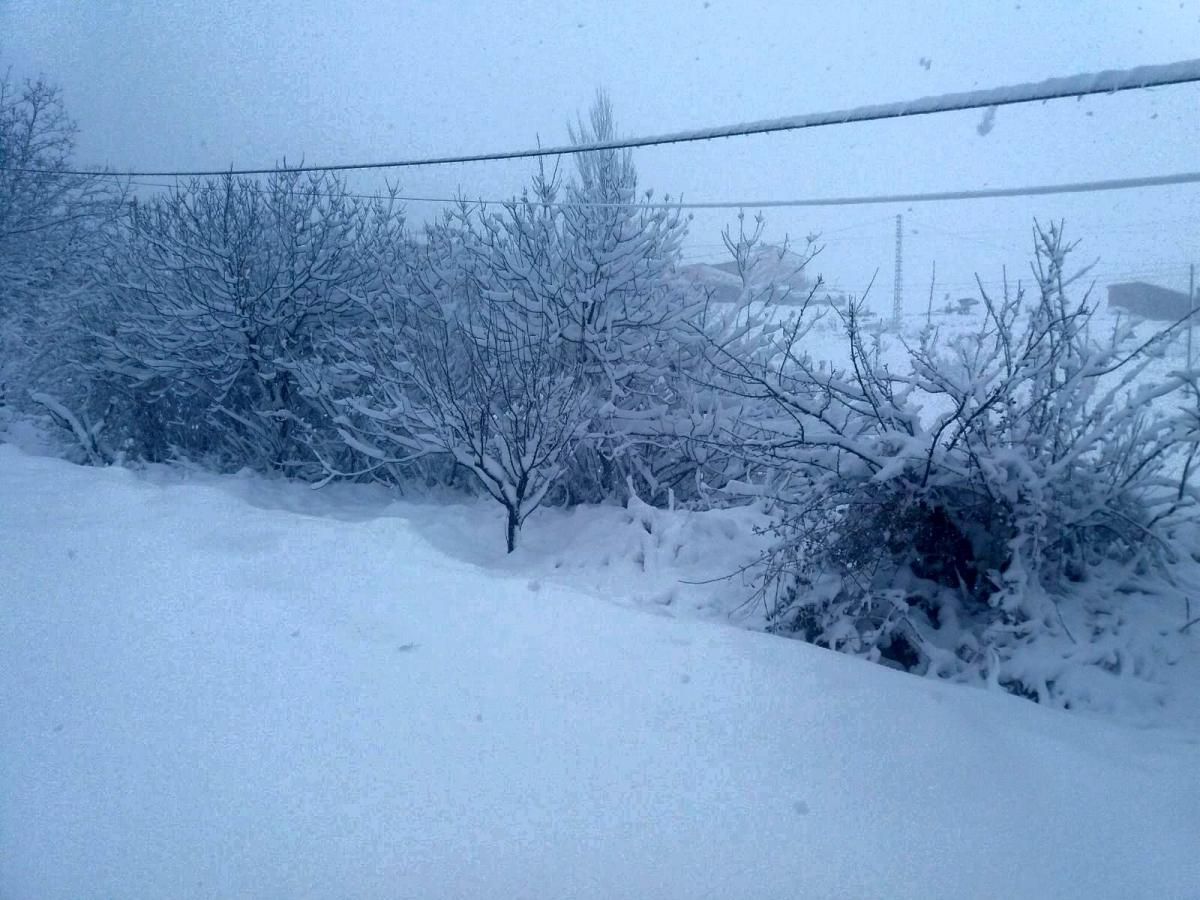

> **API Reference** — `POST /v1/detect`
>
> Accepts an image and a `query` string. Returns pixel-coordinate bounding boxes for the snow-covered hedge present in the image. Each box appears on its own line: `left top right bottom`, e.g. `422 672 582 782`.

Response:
7 70 1194 713
0 70 122 450
77 171 393 474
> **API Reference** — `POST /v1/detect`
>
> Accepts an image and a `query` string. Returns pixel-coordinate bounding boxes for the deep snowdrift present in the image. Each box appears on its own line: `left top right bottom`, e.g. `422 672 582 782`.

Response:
2 445 1197 899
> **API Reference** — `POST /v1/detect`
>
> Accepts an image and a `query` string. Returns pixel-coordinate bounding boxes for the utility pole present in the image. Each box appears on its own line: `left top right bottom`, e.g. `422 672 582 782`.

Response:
892 214 904 330
926 260 936 328
1189 263 1196 370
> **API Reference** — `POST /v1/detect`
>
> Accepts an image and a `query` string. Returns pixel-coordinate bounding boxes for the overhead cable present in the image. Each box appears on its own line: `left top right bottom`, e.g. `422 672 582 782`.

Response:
128 170 1200 210
4 58 1198 179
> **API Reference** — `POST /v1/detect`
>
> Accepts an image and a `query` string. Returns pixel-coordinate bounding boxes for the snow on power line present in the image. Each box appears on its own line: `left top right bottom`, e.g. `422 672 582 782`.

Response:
5 58 1199 179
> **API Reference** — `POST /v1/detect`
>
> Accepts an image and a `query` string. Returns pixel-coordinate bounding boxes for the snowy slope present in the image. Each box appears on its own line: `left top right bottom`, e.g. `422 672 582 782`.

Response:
2 445 1198 900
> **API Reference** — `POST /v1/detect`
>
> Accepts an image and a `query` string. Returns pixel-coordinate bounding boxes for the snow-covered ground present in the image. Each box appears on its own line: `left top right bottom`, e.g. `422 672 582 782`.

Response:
2 444 1198 899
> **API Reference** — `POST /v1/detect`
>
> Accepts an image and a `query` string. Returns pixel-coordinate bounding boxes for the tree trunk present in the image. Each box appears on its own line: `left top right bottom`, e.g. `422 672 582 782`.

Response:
505 504 519 553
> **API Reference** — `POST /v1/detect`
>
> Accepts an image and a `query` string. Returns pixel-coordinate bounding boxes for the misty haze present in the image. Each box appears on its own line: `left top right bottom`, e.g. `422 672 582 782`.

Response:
2 3 1199 898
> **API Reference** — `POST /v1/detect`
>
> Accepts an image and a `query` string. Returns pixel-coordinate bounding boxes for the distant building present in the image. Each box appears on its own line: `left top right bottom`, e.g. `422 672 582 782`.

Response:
707 245 812 292
679 244 818 306
1107 281 1194 322
678 263 743 303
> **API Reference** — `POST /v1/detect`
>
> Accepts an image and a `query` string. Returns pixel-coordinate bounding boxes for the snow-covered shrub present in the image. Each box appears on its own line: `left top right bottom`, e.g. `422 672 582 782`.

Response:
0 68 121 442
82 171 393 473
679 212 825 503
715 223 1199 708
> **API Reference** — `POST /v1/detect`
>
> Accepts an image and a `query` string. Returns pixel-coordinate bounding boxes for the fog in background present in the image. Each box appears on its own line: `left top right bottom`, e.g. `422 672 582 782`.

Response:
4 0 1197 307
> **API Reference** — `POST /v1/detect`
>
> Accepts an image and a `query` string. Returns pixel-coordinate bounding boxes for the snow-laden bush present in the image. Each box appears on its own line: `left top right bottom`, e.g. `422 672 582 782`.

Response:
676 213 825 502
0 68 122 444
80 171 395 473
713 222 1199 708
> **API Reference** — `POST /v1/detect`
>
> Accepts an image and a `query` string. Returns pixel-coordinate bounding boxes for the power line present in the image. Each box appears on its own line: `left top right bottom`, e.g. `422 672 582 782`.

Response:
667 171 1200 209
7 58 1200 179
905 215 1200 239
127 170 1200 211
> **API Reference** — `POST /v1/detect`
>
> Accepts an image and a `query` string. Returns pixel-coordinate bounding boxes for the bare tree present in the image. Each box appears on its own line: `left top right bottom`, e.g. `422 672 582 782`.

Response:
321 202 593 551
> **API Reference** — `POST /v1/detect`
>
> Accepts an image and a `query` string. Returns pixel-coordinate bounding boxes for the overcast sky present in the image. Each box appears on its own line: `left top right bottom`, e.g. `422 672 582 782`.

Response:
3 0 1198 309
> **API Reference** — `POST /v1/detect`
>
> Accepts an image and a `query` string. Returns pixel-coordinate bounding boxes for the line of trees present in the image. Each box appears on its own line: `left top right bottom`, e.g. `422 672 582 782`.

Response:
3 71 1196 709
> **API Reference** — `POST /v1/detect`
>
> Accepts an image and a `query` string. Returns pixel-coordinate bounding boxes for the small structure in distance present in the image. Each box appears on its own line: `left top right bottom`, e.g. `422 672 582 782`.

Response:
680 243 827 307
1107 281 1193 322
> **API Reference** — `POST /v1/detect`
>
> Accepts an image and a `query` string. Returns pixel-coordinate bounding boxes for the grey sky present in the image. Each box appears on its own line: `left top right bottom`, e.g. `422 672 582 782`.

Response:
3 0 1197 308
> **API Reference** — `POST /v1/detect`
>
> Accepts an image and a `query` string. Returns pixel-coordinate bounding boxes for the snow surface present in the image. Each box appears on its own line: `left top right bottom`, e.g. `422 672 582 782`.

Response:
2 444 1199 899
